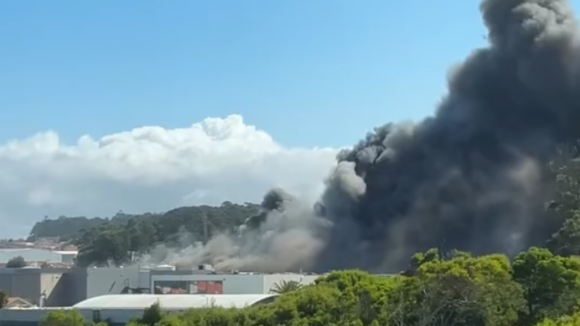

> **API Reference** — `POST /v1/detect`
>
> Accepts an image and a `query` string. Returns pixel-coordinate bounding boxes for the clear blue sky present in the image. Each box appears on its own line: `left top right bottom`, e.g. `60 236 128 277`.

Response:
3 0 565 148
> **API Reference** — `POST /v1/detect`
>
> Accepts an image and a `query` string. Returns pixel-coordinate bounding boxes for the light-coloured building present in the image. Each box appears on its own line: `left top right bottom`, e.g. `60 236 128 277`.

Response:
0 267 142 307
0 294 278 326
148 269 320 295
0 264 321 307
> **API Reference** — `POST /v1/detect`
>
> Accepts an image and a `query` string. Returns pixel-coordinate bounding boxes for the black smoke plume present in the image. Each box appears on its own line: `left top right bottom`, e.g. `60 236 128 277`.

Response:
312 0 580 271
144 0 580 273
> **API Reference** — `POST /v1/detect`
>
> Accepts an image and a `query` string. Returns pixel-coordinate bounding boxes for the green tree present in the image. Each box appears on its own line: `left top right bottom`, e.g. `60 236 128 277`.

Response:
46 203 261 266
139 301 164 326
392 250 524 326
269 280 303 294
6 255 26 268
0 290 8 308
127 218 157 254
315 270 398 325
40 310 105 326
548 211 580 256
536 311 580 326
513 247 580 326
76 228 130 267
549 144 580 221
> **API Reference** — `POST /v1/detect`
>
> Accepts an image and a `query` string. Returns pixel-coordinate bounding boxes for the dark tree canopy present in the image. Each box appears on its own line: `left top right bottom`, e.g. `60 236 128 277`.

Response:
6 255 27 268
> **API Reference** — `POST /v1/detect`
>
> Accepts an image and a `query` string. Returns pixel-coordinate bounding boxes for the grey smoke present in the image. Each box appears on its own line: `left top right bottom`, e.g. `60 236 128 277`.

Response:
141 0 580 272
140 189 330 272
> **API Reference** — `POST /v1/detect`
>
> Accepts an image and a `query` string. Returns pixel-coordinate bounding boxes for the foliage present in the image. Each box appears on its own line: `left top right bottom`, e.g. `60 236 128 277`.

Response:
536 311 580 326
40 309 106 326
0 290 7 308
512 247 580 326
139 301 164 326
269 280 303 294
547 211 580 256
6 255 26 268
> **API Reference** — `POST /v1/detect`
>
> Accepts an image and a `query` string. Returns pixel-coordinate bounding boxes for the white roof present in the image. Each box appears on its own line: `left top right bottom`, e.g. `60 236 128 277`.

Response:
52 251 78 255
73 294 278 309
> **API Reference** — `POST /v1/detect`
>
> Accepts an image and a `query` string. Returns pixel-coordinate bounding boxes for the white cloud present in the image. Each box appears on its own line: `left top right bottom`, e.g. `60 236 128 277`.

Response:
0 115 339 238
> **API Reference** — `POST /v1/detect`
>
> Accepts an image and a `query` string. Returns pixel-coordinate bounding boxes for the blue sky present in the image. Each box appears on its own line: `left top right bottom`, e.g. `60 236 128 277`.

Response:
0 0 546 148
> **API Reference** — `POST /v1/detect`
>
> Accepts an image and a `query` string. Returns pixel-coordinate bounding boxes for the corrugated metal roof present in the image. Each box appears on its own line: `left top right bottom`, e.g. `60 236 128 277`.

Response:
73 294 278 309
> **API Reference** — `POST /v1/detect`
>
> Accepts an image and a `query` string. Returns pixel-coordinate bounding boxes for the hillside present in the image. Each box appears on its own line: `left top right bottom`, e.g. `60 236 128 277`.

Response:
28 201 261 266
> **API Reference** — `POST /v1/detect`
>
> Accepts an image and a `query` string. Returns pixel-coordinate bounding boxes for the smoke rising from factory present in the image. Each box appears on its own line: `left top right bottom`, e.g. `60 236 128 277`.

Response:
143 0 580 272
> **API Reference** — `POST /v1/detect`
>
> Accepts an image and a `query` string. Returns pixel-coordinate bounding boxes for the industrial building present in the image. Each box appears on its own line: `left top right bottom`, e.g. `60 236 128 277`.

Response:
1 294 278 326
147 266 320 295
0 266 143 306
0 264 321 307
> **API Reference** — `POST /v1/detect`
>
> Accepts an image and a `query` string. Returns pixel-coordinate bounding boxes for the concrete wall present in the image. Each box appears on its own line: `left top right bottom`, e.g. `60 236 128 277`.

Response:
58 269 88 306
0 272 41 305
0 267 141 307
0 268 85 307
138 270 150 288
40 273 66 306
86 267 141 297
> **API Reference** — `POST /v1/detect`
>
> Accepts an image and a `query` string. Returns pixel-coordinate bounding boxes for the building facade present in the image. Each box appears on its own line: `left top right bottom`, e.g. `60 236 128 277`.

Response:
0 265 321 307
149 270 320 295
0 267 141 307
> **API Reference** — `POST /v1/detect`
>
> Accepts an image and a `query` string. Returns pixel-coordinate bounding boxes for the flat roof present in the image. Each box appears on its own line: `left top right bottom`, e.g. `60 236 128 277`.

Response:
73 294 278 309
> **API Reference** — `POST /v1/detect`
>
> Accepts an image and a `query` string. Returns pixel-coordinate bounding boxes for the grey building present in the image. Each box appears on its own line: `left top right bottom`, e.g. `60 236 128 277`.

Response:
148 269 320 294
0 267 141 307
0 265 322 307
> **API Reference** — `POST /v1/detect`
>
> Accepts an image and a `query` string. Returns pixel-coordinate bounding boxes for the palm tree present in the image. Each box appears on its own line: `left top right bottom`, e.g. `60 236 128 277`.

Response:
269 280 303 294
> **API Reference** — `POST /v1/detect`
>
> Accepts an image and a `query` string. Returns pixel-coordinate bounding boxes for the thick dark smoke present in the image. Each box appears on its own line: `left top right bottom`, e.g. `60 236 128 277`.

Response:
313 0 580 271
142 0 580 273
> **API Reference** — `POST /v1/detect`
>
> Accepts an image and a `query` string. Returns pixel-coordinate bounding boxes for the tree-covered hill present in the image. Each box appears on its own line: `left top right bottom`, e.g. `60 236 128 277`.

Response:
28 214 134 241
29 201 259 242
27 202 261 266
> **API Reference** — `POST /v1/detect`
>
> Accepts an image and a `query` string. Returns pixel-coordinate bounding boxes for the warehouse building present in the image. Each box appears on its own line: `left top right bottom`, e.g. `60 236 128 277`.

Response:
0 266 141 306
0 264 321 307
0 294 279 326
148 267 320 294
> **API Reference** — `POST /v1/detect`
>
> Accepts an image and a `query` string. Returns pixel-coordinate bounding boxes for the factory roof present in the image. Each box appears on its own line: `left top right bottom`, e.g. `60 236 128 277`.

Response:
73 294 279 310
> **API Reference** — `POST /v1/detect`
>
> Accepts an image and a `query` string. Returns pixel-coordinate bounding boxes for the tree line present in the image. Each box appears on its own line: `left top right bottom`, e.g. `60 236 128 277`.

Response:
27 202 260 267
